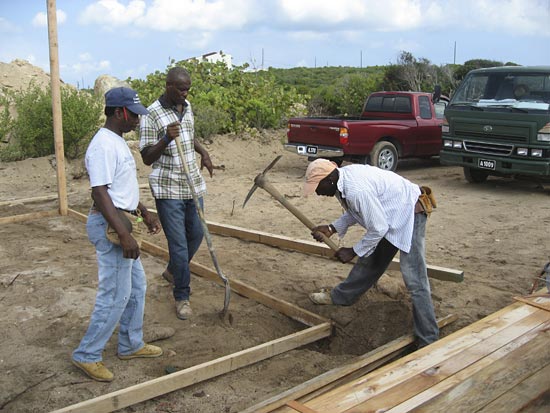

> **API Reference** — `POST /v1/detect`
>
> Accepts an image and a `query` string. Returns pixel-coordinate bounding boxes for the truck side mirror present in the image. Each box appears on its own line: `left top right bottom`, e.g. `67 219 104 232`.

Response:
433 85 441 103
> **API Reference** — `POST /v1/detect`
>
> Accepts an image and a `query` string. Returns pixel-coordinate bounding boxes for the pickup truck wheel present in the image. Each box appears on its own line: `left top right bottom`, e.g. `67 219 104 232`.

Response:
371 142 398 171
464 167 489 183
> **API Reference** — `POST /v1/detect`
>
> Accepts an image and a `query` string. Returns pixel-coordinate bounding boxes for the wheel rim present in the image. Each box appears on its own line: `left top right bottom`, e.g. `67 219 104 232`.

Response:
378 149 395 170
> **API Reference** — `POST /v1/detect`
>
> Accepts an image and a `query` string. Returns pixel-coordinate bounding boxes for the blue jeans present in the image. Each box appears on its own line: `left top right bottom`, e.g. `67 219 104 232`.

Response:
72 212 146 363
155 198 204 301
331 213 439 347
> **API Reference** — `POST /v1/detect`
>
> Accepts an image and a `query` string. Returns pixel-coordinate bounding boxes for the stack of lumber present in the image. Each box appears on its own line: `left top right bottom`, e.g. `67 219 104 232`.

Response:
248 295 550 413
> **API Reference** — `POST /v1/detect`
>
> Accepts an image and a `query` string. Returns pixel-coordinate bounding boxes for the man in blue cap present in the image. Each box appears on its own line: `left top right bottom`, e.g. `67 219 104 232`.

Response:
72 87 163 382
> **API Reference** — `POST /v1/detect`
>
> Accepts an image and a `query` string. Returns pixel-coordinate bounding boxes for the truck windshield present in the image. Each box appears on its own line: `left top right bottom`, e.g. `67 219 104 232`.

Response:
450 71 550 112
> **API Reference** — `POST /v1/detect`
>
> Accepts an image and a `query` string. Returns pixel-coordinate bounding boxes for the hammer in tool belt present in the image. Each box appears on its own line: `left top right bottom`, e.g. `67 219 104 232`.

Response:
243 155 339 253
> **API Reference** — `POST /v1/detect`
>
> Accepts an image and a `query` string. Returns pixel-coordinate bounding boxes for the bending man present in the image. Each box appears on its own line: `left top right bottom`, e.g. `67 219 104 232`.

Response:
305 159 439 348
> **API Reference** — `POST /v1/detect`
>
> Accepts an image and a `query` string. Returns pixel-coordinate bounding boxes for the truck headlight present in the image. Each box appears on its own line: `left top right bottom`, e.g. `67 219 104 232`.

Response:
443 139 453 148
452 141 462 149
442 125 450 133
517 148 528 156
531 149 543 157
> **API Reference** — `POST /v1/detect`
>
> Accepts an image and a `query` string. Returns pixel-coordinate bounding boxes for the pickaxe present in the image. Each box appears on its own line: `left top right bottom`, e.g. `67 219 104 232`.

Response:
243 156 339 252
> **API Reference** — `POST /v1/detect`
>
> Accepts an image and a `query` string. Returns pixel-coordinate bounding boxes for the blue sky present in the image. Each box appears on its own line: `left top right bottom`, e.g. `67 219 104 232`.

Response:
1 0 549 88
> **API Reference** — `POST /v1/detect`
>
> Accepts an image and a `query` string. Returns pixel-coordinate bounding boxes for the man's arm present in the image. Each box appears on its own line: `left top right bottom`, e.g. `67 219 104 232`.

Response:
194 139 213 178
140 121 179 166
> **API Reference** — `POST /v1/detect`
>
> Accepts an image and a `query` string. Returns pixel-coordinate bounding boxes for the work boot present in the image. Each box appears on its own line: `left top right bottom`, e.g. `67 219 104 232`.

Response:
309 288 333 305
162 268 174 284
118 344 163 360
176 300 192 320
72 359 114 382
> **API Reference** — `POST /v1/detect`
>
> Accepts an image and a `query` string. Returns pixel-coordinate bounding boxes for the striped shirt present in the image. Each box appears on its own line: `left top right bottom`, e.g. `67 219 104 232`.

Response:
139 95 207 200
332 164 420 257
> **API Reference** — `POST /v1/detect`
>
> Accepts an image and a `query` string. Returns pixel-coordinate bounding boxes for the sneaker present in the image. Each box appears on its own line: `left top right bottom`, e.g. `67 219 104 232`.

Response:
162 268 174 284
118 344 163 360
72 359 114 382
309 288 333 305
176 300 192 320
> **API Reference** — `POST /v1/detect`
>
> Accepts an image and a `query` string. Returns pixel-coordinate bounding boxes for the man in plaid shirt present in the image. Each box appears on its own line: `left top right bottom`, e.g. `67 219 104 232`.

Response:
139 67 213 320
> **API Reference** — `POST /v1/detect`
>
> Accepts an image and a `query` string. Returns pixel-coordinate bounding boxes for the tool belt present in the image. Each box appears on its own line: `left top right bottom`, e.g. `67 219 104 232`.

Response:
416 186 437 217
105 208 145 248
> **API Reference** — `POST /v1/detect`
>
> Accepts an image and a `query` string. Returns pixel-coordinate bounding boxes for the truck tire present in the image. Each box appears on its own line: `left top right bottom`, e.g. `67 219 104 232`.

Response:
463 166 489 183
370 141 398 171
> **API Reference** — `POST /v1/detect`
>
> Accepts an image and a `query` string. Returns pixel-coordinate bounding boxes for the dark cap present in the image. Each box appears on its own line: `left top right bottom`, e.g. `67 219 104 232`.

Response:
104 87 149 115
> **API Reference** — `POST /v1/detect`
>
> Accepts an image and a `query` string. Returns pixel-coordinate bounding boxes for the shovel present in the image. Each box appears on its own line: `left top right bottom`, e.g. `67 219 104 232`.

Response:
173 133 230 316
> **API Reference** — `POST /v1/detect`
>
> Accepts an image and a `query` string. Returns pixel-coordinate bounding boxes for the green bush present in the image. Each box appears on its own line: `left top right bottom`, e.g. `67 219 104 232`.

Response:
8 84 102 160
129 59 308 136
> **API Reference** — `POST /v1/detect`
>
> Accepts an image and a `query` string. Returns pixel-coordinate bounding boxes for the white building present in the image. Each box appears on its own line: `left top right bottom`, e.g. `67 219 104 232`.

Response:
192 51 233 68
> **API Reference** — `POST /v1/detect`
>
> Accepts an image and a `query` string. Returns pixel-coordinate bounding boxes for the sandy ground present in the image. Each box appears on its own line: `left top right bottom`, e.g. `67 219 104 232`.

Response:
0 131 548 413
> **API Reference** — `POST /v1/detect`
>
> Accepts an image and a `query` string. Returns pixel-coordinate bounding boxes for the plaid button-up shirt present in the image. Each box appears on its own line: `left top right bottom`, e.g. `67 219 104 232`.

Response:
139 95 207 200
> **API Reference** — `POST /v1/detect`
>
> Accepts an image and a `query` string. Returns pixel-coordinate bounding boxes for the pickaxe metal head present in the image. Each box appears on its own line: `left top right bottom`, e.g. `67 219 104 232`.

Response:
242 155 282 208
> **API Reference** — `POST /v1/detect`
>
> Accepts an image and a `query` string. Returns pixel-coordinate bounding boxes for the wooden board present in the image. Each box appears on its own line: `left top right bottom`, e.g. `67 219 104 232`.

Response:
0 209 58 224
242 315 457 413
268 300 549 413
205 221 464 283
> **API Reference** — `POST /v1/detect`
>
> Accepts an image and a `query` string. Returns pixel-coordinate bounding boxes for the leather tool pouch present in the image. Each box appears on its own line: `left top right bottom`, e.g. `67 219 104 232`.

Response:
106 209 144 247
418 186 437 216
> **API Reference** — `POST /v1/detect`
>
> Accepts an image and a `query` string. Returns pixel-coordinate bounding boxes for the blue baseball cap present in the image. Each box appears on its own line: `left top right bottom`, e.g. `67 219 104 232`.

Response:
104 87 149 115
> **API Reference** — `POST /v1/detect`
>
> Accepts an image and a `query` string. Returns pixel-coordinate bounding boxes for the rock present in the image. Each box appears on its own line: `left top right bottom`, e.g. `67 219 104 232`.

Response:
376 274 406 299
93 74 131 98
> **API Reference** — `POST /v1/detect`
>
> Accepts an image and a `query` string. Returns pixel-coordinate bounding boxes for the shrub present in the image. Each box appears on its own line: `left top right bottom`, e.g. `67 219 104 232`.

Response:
9 84 102 160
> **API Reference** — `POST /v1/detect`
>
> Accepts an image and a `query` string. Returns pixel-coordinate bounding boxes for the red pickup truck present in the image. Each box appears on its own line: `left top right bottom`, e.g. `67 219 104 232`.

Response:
285 91 448 171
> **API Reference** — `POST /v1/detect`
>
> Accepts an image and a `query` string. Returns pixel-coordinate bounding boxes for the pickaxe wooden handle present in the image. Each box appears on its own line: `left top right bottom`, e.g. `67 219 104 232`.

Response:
247 170 340 253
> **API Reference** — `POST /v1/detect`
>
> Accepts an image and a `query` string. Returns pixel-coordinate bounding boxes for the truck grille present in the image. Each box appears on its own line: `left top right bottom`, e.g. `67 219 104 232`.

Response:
463 141 514 156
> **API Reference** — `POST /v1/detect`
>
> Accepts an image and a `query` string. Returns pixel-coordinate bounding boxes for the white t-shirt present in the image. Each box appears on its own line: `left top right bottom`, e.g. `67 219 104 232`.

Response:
85 127 139 211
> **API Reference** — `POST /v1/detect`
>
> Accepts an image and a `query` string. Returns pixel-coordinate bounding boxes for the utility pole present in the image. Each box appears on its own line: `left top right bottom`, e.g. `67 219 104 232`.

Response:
453 41 456 65
261 48 264 70
360 50 363 68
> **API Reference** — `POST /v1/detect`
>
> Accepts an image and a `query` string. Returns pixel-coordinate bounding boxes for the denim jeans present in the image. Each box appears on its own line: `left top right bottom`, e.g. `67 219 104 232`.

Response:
331 213 439 347
155 198 204 301
72 212 146 363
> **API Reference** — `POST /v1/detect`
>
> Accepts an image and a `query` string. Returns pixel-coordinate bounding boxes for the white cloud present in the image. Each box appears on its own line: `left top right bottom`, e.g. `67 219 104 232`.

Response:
32 10 67 28
65 53 111 77
76 0 550 38
79 0 146 27
0 17 20 33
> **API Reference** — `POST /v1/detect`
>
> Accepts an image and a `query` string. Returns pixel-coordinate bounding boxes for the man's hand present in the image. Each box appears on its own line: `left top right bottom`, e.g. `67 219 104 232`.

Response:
201 153 214 178
311 224 334 242
143 211 162 235
119 233 141 260
335 247 356 263
165 121 180 142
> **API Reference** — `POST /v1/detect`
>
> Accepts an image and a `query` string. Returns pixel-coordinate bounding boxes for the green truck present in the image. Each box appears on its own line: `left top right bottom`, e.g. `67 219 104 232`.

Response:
440 66 550 183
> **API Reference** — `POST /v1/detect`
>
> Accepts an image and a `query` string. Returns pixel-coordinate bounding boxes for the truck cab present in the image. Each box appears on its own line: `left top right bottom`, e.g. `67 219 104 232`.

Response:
440 66 550 183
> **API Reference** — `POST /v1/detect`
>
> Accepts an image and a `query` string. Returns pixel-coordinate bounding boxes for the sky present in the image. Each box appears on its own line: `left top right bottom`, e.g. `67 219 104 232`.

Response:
1 0 549 88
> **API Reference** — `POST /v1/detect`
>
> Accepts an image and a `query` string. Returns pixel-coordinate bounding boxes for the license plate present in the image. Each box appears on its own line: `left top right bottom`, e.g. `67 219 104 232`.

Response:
478 159 495 170
298 145 318 155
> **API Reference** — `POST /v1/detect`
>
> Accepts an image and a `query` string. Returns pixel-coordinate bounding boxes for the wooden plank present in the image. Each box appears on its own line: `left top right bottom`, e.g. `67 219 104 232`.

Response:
285 400 320 413
68 208 329 327
385 314 550 413
514 295 550 312
339 310 549 413
0 209 59 224
411 328 550 413
205 221 463 283
257 315 457 413
293 302 539 413
0 194 58 207
51 322 331 413
477 363 550 413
